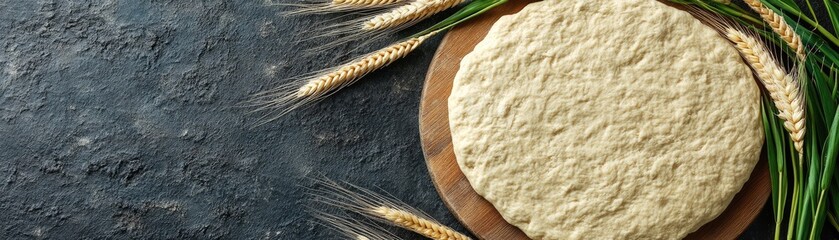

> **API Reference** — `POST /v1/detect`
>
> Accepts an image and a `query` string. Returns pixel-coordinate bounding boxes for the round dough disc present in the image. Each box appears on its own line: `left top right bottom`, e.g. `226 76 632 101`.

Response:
447 0 763 239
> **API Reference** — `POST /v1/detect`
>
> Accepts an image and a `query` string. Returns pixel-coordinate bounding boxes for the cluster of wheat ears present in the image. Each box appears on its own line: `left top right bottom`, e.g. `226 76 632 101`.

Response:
684 0 839 238
269 0 496 239
715 0 806 159
252 0 494 124
270 0 839 239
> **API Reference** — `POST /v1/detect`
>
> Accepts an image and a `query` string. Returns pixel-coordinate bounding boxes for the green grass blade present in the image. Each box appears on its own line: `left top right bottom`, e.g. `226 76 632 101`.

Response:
412 0 507 37
830 212 839 232
804 63 834 136
833 66 839 99
795 131 819 239
789 145 801 240
763 95 790 238
708 1 762 25
807 107 839 239
831 182 839 231
763 0 801 12
817 106 839 232
804 0 819 24
820 106 839 191
764 98 781 214
826 1 839 35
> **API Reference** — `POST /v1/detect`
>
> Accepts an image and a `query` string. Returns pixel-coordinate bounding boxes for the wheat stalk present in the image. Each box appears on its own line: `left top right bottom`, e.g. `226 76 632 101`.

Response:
743 0 806 61
725 28 806 155
371 206 471 240
296 32 435 97
363 0 466 30
333 0 403 6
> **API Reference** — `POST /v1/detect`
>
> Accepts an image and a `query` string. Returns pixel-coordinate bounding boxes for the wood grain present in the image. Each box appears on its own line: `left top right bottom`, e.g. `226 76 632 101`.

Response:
418 1 771 239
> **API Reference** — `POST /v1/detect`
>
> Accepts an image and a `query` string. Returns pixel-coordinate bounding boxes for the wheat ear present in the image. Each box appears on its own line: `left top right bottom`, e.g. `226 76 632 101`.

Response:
743 0 806 61
363 0 466 30
372 206 470 240
297 32 434 97
307 177 472 240
725 28 806 155
250 31 436 123
289 0 453 52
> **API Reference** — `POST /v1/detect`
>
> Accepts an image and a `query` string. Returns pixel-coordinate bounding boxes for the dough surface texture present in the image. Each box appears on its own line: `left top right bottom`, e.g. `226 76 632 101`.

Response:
447 0 763 239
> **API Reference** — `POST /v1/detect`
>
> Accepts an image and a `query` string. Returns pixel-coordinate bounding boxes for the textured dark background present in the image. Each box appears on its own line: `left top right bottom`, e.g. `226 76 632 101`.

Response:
0 0 831 239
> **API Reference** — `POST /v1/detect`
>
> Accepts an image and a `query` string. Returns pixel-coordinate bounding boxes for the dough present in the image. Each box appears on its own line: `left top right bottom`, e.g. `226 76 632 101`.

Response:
447 0 763 239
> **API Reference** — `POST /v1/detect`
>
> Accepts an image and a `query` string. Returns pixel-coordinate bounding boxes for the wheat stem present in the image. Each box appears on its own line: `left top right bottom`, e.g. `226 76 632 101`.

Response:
372 206 471 240
363 0 466 30
725 28 806 155
743 0 806 61
296 32 435 98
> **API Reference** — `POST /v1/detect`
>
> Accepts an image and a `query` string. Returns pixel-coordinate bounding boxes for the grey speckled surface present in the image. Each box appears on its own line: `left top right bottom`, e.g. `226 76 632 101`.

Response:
0 0 823 239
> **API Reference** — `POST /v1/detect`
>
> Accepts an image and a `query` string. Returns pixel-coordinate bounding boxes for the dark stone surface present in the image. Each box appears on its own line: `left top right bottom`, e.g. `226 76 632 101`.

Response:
0 0 821 239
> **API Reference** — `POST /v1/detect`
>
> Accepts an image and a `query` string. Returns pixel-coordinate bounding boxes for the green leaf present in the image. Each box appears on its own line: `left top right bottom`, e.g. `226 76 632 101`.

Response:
764 98 781 214
795 129 820 239
412 0 508 37
832 181 839 231
804 0 819 24
820 106 839 192
805 34 839 67
763 95 790 238
804 62 836 132
826 1 839 35
763 0 801 13
830 211 839 232
806 105 839 239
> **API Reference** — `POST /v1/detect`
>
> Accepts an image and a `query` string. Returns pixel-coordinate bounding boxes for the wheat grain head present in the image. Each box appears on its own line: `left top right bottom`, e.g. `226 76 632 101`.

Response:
288 0 456 54
249 31 436 124
363 0 466 30
372 206 471 240
295 33 431 97
742 0 806 61
306 177 471 240
725 28 806 155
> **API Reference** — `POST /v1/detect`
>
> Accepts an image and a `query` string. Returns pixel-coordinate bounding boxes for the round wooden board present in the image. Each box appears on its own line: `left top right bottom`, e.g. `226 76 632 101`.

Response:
418 1 771 239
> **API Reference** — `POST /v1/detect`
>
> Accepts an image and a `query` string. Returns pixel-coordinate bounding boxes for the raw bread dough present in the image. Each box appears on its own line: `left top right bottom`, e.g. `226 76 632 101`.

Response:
448 0 763 239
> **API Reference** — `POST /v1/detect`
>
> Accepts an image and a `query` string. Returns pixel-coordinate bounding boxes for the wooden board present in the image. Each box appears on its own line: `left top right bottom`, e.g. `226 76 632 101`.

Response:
418 1 771 239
